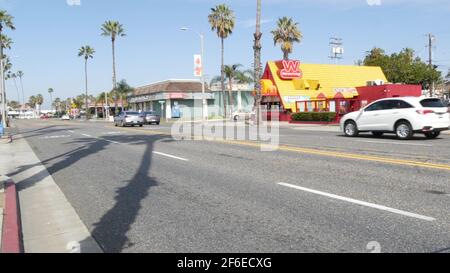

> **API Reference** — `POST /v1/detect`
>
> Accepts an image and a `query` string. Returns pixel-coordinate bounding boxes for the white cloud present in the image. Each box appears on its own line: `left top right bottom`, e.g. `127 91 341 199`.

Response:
367 0 382 6
240 19 273 28
66 0 81 6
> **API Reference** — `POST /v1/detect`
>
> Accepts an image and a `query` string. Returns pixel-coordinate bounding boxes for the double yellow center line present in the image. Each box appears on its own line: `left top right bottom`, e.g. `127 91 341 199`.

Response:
113 125 450 172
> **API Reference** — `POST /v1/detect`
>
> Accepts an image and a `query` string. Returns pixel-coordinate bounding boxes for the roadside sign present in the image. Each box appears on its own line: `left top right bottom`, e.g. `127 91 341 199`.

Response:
194 54 203 77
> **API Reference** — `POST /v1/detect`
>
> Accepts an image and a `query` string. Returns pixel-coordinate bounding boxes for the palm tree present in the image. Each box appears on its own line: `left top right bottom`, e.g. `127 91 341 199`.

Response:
116 79 133 112
48 88 54 112
9 72 20 103
53 97 61 113
271 16 302 60
7 100 19 110
16 70 24 106
2 56 12 76
224 64 243 113
208 4 235 118
28 95 36 109
0 34 12 50
101 20 126 119
78 45 95 119
36 94 44 115
0 10 15 127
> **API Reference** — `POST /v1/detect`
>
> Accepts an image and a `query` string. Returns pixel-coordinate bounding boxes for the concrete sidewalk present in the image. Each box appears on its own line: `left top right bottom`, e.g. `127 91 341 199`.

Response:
0 125 102 253
0 178 4 250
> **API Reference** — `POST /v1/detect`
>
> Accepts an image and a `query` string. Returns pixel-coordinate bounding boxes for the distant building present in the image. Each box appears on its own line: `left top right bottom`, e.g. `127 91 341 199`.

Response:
128 79 254 119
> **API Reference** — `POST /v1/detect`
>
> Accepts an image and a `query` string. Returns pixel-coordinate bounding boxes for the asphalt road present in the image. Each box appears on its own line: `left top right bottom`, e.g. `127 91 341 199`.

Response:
10 119 450 253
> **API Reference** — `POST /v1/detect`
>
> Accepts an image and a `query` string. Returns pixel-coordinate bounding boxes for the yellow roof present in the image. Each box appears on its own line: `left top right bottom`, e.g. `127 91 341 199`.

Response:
266 61 387 111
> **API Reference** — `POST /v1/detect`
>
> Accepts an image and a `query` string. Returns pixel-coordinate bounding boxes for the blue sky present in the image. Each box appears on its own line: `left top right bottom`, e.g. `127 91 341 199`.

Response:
1 0 450 108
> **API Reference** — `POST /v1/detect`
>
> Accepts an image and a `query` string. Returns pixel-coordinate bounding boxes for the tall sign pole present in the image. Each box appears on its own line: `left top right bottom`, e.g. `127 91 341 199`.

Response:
254 0 262 126
428 34 435 97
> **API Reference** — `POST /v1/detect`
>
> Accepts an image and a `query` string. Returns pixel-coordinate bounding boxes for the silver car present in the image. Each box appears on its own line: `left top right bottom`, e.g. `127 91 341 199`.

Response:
143 111 161 125
114 111 144 127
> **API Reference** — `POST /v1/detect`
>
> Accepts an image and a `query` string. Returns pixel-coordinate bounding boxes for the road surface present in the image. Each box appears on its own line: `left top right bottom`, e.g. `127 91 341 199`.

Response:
9 119 450 253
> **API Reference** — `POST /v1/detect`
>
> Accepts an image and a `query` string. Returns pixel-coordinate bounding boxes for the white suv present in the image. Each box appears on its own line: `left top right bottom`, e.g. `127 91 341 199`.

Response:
341 97 450 140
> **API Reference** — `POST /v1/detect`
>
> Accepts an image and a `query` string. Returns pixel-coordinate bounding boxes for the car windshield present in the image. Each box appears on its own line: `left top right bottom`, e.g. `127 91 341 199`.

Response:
145 112 155 115
420 99 445 108
125 112 140 116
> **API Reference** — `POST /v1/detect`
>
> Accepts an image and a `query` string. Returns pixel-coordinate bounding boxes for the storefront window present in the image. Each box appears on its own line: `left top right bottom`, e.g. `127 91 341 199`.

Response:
329 101 336 112
307 102 313 112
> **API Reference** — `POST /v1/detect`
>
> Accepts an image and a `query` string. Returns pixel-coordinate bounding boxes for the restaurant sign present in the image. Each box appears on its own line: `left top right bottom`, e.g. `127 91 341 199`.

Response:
279 60 303 80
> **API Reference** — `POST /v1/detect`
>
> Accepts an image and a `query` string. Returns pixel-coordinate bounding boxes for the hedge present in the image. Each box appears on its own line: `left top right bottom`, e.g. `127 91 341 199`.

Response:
291 112 337 122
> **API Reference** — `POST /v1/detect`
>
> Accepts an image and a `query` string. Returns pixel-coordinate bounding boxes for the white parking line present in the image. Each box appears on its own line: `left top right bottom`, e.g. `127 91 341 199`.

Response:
354 140 432 147
81 133 92 138
153 151 189 161
278 182 436 222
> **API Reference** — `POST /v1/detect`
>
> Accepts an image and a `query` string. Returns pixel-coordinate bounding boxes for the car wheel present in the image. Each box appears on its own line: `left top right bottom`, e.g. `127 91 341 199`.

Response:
234 115 239 121
372 132 384 137
424 131 440 139
139 124 143 127
344 121 359 137
156 122 160 125
395 121 413 140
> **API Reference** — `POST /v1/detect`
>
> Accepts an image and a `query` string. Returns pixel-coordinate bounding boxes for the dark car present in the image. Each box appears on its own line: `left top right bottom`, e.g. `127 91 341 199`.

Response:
143 111 161 125
114 111 144 127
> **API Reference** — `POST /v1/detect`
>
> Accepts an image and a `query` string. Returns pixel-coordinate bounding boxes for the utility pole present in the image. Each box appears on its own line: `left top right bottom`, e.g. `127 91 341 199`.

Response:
428 33 435 97
329 37 344 64
253 0 262 126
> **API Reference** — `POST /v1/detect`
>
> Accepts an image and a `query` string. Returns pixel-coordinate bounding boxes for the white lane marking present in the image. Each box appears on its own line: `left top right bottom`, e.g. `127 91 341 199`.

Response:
278 182 436 222
354 140 432 147
104 131 122 135
153 151 189 161
41 135 71 139
71 131 120 145
67 130 75 133
104 139 120 144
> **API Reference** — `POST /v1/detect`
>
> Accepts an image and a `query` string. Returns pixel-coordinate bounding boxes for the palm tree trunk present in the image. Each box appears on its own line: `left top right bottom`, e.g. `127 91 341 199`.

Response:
50 93 53 112
254 0 262 125
283 50 289 61
19 76 25 107
13 78 20 103
112 39 117 117
85 58 89 120
221 38 227 118
0 26 7 127
228 76 233 116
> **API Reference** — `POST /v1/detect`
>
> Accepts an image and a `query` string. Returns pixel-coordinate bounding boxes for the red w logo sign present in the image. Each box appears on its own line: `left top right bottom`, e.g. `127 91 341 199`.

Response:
279 60 303 80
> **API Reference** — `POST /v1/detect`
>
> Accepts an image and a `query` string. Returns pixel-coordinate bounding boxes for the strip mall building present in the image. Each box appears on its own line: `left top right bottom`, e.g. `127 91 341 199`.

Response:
261 60 422 121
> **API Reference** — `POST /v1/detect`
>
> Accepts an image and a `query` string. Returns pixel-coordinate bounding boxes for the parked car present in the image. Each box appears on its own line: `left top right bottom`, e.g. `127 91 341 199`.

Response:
61 115 70 121
232 110 253 121
143 111 161 125
341 97 450 140
114 111 144 127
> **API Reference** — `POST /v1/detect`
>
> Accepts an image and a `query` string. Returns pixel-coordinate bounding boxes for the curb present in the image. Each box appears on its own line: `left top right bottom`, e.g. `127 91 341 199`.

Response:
1 177 23 253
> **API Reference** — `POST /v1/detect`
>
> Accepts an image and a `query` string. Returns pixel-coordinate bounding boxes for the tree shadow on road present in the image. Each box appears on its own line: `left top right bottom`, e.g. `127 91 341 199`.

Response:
88 136 161 252
10 128 170 253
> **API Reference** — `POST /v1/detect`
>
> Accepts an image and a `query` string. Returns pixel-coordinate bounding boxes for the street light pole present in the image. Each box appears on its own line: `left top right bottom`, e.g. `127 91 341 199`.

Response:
181 27 207 124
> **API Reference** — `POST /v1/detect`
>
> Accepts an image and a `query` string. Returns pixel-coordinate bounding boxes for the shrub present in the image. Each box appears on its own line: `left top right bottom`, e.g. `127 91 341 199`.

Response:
291 112 336 122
